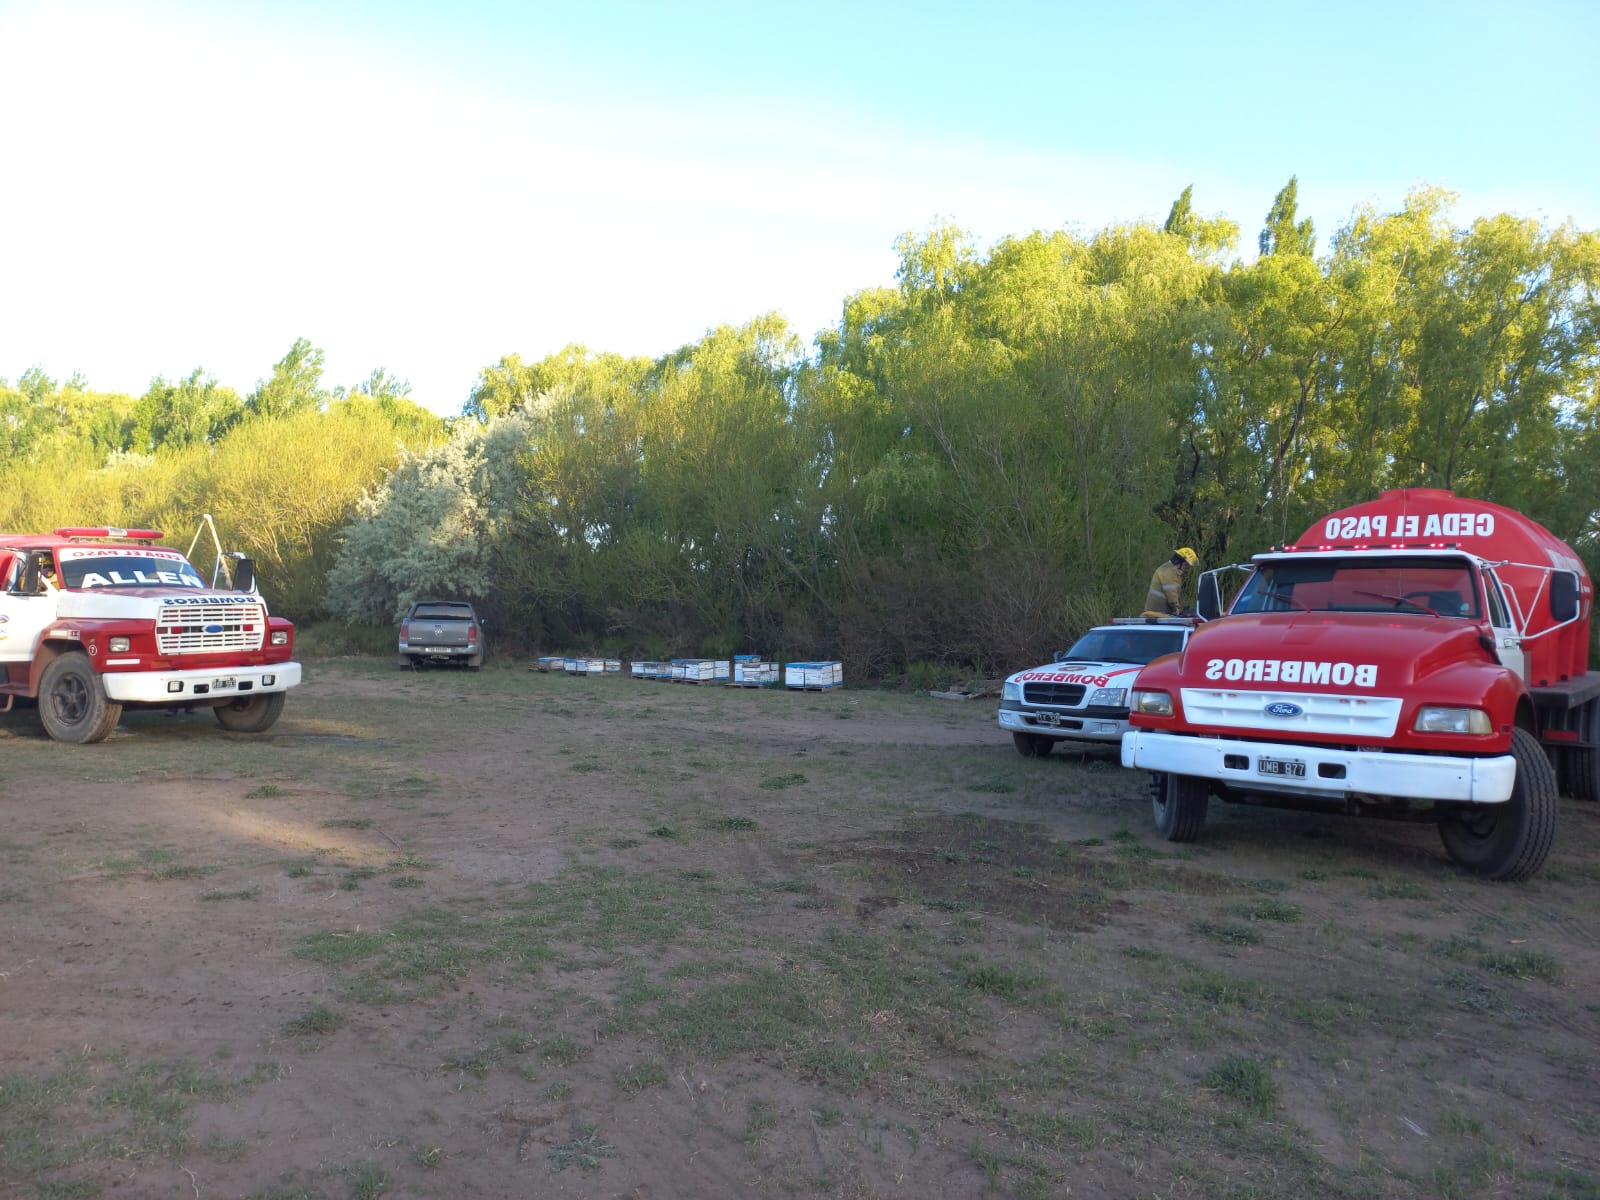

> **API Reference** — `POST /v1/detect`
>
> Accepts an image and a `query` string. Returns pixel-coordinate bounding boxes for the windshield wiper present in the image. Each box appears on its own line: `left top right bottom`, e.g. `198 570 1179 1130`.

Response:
1352 589 1440 616
1256 589 1311 612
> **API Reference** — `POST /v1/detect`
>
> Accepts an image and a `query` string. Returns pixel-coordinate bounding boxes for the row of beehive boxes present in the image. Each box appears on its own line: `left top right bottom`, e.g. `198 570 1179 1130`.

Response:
531 655 842 689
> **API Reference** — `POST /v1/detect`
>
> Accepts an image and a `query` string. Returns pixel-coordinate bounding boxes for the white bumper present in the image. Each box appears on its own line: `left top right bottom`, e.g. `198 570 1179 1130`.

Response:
1120 730 1516 804
998 707 1128 743
102 662 302 704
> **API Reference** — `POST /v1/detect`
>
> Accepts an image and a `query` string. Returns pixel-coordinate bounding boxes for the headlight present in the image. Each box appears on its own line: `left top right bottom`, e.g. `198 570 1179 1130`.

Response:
270 631 289 646
1088 687 1127 708
1002 681 1021 701
1414 706 1492 735
108 636 131 652
1131 689 1173 716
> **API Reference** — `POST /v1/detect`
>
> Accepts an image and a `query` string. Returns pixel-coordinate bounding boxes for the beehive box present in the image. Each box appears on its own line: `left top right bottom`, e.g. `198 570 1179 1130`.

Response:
785 661 843 689
630 660 645 678
732 660 779 686
586 659 605 676
679 659 719 683
603 659 622 674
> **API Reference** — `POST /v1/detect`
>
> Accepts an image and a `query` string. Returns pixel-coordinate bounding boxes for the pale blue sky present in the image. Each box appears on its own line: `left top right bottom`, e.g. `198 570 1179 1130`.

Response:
3 0 1595 416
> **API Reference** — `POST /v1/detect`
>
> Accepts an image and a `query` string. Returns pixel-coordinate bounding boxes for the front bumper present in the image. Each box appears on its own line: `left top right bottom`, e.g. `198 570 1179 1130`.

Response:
1120 730 1516 804
998 704 1129 744
102 662 302 704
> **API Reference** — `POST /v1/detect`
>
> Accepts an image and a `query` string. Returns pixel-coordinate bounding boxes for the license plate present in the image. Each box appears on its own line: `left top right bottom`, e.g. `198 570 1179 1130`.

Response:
1258 756 1306 778
424 646 452 654
1034 712 1061 727
212 676 236 690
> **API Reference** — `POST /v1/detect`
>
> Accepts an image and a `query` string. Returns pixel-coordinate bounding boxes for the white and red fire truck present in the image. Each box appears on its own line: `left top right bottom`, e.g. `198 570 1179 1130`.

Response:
0 526 300 744
1122 489 1598 880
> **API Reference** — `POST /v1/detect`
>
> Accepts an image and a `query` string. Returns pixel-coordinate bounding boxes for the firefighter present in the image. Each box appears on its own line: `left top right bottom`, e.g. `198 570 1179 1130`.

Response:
1143 547 1198 616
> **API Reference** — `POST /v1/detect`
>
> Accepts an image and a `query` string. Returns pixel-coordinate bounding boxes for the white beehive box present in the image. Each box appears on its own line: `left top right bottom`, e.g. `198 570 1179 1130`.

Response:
785 661 843 689
733 660 779 686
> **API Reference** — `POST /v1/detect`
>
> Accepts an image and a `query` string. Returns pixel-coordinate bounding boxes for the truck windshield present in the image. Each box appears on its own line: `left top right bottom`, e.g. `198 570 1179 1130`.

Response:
1231 556 1480 618
1062 628 1185 665
59 551 207 590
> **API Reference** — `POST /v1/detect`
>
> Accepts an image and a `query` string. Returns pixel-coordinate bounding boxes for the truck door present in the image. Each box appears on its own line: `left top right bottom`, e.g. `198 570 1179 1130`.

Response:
1481 567 1527 682
0 554 59 678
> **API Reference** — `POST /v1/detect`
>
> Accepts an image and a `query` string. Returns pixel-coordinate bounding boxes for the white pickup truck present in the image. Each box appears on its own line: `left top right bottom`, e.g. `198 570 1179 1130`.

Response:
998 618 1195 756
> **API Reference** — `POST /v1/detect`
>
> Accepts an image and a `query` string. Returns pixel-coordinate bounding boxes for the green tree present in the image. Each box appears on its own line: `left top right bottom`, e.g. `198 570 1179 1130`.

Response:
247 338 329 419
130 369 243 452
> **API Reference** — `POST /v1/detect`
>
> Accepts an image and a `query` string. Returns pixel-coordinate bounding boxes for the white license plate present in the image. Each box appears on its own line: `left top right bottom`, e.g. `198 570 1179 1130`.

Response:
1258 756 1306 778
424 646 452 653
212 676 237 690
1034 712 1061 727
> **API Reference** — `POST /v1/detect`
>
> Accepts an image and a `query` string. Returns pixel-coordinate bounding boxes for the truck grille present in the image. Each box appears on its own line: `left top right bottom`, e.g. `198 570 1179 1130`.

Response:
1023 682 1087 707
1179 689 1403 738
155 603 266 655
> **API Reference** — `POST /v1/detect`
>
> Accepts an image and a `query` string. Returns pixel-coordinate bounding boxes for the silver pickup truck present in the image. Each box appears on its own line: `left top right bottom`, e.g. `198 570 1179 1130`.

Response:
398 599 486 669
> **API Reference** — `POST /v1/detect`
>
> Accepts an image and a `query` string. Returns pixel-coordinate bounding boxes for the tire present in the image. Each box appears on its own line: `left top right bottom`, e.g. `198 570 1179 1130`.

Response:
1012 731 1051 758
1567 747 1598 804
398 653 412 670
1563 702 1598 803
1150 771 1208 842
213 691 286 733
1438 727 1557 881
466 651 484 671
38 653 122 744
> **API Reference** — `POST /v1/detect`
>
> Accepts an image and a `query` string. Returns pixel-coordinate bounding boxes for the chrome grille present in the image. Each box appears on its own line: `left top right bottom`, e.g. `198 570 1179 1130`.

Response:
155 603 266 655
1023 682 1087 707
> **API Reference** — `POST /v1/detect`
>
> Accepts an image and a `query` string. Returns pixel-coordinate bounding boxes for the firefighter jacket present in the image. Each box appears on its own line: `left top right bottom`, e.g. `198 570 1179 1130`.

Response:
1144 560 1184 614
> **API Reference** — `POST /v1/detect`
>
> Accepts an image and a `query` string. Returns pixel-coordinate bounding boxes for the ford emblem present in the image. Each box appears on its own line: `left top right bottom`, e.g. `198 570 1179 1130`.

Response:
1264 701 1303 718
204 623 223 634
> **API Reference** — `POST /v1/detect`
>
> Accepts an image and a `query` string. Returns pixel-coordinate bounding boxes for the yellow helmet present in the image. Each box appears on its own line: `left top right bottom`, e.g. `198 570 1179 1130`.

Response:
1175 547 1198 567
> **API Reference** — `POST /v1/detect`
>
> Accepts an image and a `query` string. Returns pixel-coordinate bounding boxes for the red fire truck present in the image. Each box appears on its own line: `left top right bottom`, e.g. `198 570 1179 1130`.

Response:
1122 489 1597 880
0 526 300 744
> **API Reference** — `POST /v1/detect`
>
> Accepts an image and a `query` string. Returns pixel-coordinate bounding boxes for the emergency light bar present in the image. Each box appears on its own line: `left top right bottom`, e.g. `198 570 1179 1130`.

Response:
54 527 165 542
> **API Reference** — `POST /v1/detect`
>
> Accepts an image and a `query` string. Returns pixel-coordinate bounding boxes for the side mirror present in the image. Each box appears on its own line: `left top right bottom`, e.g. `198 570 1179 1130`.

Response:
1196 572 1224 621
1550 571 1580 623
233 558 257 593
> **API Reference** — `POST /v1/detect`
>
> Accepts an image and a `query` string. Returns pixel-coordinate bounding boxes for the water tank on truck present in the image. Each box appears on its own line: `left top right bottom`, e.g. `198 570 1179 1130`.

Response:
1121 489 1598 881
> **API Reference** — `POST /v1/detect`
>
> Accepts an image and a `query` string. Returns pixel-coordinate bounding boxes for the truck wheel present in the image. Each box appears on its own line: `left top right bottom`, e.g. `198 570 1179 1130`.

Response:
1012 732 1051 758
1561 702 1598 802
39 653 123 744
1438 727 1557 881
1151 771 1207 841
213 691 286 733
1567 747 1598 803
398 653 412 670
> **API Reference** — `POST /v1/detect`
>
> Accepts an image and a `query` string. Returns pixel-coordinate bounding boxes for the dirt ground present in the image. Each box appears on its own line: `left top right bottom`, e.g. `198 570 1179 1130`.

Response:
2 660 1598 1200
